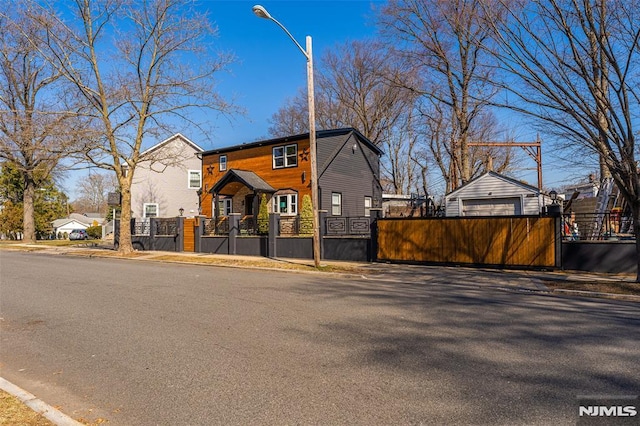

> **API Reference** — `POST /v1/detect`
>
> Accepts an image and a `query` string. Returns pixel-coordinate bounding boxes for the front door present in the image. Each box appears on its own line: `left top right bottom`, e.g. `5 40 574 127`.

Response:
245 194 255 216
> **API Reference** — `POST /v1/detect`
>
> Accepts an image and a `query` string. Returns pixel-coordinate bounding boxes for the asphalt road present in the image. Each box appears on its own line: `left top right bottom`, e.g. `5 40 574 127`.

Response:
1 251 639 425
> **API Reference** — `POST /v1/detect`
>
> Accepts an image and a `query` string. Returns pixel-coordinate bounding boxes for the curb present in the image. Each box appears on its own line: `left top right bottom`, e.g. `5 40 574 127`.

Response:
0 377 82 426
550 288 640 302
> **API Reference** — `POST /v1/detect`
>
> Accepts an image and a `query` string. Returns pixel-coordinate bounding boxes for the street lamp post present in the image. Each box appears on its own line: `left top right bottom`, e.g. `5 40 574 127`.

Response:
253 4 321 267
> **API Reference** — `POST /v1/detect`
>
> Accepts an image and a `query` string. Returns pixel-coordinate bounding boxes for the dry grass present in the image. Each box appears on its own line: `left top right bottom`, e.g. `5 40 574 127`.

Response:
0 240 96 248
543 280 640 296
148 254 362 273
0 390 54 426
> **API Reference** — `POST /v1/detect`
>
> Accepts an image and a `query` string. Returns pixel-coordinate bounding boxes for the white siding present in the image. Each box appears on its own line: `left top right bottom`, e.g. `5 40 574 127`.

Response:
131 135 203 218
445 173 541 217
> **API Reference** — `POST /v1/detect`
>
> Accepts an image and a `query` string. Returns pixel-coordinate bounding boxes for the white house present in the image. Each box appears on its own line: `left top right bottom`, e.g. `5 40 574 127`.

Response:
445 171 550 217
130 133 204 219
52 213 106 238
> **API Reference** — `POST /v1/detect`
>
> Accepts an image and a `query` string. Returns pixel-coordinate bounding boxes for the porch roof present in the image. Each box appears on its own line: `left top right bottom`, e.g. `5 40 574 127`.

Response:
210 169 276 196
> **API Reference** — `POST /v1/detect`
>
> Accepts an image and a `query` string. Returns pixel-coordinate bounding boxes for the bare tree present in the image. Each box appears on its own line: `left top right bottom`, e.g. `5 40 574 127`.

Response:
269 40 422 194
36 0 236 253
484 0 640 280
0 3 82 243
268 91 309 136
378 0 502 189
72 171 116 214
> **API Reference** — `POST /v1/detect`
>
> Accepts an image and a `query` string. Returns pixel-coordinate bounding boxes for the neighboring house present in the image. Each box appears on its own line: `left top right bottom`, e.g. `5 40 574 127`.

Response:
382 193 432 218
200 128 383 227
445 171 550 217
130 133 204 219
562 174 599 200
52 212 106 238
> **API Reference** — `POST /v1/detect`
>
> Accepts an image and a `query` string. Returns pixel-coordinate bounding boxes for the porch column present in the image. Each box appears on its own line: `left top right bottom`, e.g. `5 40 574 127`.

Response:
213 193 220 220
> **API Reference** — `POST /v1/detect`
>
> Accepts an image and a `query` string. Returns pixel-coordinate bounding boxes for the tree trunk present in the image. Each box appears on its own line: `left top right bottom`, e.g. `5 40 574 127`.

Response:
633 202 640 283
23 178 36 243
118 180 134 254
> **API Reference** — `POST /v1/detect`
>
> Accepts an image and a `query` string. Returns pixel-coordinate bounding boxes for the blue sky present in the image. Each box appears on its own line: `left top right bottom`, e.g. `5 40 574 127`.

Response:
66 1 383 197
65 0 579 198
180 0 383 149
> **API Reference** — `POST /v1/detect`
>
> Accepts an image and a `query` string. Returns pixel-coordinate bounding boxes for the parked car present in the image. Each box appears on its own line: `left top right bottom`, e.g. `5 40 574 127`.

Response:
69 229 89 240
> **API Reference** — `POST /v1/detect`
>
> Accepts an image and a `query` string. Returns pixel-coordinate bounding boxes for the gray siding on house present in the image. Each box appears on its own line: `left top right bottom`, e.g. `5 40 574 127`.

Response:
131 135 203 218
318 132 382 217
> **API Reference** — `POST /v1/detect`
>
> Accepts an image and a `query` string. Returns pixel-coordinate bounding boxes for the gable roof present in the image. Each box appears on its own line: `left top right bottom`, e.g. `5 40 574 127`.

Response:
201 128 383 157
210 169 276 195
51 218 89 229
446 171 540 198
139 133 204 158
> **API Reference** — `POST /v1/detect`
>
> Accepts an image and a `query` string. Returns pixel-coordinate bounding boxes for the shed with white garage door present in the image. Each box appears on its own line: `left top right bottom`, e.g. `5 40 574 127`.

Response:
445 172 544 217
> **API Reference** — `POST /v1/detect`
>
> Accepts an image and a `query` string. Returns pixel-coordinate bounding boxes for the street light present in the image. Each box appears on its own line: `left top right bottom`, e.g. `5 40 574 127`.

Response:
253 4 321 268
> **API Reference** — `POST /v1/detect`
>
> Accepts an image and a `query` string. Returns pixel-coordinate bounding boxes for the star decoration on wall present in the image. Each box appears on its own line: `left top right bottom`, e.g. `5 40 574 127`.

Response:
299 148 310 162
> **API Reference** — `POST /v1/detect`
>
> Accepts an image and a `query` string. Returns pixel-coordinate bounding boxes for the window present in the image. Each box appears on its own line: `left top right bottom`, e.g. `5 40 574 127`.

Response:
143 203 158 218
273 193 297 216
273 144 298 168
364 196 372 217
219 155 227 171
188 170 201 189
331 193 342 216
217 198 232 216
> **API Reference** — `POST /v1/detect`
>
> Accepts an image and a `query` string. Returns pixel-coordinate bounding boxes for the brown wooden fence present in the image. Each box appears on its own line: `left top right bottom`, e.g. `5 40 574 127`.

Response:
377 216 560 268
183 218 197 252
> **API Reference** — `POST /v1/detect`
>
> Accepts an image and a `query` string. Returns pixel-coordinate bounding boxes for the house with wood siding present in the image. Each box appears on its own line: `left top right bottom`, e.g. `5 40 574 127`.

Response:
445 171 546 216
200 128 383 228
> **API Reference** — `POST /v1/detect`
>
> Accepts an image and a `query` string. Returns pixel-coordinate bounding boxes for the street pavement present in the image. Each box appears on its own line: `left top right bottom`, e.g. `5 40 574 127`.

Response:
8 242 639 297
1 247 639 425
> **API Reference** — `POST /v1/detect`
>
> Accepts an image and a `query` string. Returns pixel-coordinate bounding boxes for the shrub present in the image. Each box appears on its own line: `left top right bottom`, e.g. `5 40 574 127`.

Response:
86 226 102 239
299 194 313 235
257 193 269 234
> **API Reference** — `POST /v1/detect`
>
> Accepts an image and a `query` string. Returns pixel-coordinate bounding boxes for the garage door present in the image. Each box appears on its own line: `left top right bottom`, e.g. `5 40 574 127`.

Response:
462 198 521 216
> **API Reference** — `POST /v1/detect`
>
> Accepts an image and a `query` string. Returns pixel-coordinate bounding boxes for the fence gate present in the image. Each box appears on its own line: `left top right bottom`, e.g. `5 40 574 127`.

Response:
377 216 559 268
183 218 197 252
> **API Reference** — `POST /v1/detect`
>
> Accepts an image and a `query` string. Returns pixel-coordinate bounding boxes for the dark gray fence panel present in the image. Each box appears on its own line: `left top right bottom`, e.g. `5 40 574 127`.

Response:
201 236 229 254
324 237 371 261
562 241 636 274
277 237 313 259
236 236 268 256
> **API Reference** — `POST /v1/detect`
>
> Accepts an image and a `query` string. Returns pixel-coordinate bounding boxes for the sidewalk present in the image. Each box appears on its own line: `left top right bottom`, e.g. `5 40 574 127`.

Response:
5 241 639 301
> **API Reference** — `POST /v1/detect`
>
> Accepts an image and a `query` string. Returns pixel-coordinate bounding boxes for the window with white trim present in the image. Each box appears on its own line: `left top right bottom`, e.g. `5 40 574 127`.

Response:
143 203 158 218
219 155 227 171
364 196 372 217
273 193 297 216
331 193 342 216
217 198 232 216
273 144 298 168
188 170 201 189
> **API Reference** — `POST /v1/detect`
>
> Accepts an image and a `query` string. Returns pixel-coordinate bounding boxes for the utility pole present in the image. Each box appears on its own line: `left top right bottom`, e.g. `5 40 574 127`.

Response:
468 136 543 189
